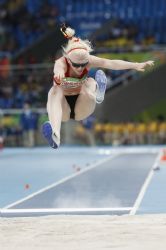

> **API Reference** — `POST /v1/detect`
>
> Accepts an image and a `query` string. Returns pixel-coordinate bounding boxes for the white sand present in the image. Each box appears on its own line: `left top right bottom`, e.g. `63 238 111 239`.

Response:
0 214 166 250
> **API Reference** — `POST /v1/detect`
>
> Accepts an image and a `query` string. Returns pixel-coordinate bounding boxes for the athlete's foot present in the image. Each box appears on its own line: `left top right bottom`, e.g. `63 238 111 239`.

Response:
42 121 60 149
95 70 107 104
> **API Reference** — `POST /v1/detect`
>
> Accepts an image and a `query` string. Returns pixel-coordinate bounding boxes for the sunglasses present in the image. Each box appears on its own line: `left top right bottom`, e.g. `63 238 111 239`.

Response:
69 59 89 68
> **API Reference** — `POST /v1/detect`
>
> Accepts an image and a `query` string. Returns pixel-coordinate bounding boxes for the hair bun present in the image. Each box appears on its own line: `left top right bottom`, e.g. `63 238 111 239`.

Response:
61 24 75 39
65 27 75 38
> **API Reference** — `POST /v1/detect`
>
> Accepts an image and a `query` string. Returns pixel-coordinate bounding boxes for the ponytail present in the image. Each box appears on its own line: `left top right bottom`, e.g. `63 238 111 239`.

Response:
60 24 93 56
60 24 75 39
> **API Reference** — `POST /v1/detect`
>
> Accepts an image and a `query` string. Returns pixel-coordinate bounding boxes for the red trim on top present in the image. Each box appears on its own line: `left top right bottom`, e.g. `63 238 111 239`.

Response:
65 57 70 76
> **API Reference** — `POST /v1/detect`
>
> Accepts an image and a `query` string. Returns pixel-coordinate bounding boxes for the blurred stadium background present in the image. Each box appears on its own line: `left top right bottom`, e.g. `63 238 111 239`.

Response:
0 0 166 148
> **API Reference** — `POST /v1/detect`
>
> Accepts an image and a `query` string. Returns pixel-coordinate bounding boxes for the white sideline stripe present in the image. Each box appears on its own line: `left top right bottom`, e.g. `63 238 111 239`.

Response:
1 207 132 215
98 147 160 155
130 149 163 215
4 153 119 209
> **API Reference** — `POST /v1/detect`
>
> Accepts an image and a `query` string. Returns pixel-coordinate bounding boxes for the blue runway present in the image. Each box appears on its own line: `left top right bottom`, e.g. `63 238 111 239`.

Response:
0 146 165 217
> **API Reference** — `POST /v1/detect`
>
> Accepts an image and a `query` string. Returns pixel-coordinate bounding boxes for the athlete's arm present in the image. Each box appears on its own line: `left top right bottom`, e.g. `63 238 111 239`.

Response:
89 55 154 72
53 57 67 85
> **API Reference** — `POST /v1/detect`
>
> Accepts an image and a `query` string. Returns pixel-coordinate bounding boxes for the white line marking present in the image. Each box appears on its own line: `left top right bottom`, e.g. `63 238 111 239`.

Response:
98 147 160 155
130 150 163 215
0 207 132 216
3 153 119 209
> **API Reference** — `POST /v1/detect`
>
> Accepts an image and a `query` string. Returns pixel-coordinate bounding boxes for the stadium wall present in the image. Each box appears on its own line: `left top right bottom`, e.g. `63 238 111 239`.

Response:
95 63 166 122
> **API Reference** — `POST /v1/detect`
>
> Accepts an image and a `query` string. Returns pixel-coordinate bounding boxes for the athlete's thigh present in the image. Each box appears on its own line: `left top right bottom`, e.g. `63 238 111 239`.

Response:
74 78 96 121
83 77 97 94
61 96 71 122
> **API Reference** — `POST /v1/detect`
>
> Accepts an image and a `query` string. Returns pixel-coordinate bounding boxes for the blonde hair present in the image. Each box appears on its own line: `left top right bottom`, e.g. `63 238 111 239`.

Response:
61 26 93 57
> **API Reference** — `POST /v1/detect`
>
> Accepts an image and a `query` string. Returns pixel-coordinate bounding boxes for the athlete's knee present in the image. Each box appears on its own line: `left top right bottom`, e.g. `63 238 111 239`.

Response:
75 112 93 121
84 78 97 92
75 107 95 121
74 113 85 121
48 86 63 99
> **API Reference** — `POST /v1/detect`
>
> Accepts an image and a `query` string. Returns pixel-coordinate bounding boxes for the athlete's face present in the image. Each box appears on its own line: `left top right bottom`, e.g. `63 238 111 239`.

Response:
68 51 89 74
69 59 89 73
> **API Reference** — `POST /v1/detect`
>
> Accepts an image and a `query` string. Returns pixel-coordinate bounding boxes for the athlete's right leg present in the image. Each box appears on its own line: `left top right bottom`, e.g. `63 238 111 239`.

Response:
42 86 70 149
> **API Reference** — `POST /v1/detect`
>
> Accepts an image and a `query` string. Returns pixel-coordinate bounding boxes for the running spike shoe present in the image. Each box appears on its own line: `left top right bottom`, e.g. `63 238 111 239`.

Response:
42 121 60 149
95 70 107 104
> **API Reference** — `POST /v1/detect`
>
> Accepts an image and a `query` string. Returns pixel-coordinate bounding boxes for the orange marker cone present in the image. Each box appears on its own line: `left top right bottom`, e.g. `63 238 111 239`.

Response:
25 184 30 189
161 149 166 161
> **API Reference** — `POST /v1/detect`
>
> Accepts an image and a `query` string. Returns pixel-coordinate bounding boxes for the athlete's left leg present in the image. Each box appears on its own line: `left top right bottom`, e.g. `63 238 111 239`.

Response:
74 77 97 121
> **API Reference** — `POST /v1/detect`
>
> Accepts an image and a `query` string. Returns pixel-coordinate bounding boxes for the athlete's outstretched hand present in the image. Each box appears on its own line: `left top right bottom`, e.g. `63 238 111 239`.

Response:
53 71 65 85
134 60 154 72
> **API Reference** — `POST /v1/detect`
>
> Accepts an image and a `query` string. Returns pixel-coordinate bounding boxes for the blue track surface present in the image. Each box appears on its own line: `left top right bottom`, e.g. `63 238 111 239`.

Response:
0 146 165 217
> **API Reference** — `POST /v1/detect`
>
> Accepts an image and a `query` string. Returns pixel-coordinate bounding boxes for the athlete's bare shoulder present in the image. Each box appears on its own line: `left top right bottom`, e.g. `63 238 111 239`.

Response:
53 56 67 73
54 56 67 68
55 56 66 64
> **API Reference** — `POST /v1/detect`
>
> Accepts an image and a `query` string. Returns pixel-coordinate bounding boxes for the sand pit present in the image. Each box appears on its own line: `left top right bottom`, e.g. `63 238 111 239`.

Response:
0 214 166 250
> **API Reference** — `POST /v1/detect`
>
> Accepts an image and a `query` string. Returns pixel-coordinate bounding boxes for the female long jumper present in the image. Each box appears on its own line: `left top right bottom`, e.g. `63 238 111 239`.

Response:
42 25 154 149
